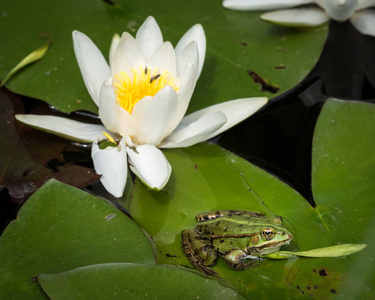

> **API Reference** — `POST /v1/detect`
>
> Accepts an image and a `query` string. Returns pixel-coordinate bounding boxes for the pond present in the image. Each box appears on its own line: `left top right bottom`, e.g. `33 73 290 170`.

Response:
0 1 375 299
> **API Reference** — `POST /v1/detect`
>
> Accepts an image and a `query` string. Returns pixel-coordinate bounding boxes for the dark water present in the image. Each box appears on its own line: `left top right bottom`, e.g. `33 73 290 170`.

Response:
216 20 375 206
1 21 375 232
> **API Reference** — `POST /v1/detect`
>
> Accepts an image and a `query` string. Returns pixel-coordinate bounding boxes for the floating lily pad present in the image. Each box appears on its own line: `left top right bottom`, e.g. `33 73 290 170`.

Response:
129 99 375 299
0 180 155 299
38 263 245 299
311 99 375 298
0 0 327 113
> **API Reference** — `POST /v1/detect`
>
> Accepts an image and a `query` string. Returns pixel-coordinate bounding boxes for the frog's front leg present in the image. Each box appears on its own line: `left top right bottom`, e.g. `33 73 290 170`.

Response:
222 249 260 271
181 229 218 277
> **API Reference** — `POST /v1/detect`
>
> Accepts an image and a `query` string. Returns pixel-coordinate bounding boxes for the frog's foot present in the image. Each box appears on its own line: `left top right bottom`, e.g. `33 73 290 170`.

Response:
222 249 260 271
198 264 221 279
181 229 219 278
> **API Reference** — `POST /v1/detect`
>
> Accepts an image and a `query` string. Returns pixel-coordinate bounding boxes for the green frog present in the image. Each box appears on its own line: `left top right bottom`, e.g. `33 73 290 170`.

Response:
181 210 293 278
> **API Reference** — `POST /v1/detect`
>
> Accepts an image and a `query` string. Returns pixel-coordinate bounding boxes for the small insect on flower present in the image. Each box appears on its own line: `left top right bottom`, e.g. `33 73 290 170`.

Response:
149 74 161 83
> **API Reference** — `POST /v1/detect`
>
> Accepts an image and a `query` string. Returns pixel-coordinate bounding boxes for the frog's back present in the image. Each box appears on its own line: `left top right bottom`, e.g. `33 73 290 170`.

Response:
195 210 265 222
196 213 266 236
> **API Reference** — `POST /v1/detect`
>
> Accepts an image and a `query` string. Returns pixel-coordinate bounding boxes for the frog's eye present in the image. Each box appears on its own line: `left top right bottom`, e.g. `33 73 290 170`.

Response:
262 227 275 240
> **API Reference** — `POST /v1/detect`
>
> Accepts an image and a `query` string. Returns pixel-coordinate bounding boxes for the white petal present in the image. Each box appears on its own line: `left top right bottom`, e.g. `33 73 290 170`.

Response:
130 96 153 144
351 9 375 37
222 0 314 10
72 31 111 106
98 77 132 137
141 86 178 145
15 114 110 143
176 41 199 79
161 96 267 148
112 32 146 77
179 97 268 141
114 105 133 137
149 42 177 78
321 0 358 21
261 7 330 27
160 111 227 148
166 63 196 135
175 24 206 78
136 16 164 59
98 77 117 132
92 139 128 198
127 145 171 190
357 0 375 10
109 33 120 68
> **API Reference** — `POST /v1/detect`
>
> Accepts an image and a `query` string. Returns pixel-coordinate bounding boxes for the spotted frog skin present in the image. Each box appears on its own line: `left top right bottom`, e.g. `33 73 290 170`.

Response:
181 210 293 277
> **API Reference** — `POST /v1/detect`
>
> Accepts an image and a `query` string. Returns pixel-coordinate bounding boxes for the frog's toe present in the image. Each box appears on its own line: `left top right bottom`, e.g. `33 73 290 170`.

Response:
202 266 222 279
234 260 259 271
223 249 260 271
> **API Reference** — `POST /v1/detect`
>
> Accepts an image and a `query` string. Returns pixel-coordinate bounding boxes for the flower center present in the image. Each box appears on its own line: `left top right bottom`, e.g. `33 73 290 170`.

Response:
114 67 179 114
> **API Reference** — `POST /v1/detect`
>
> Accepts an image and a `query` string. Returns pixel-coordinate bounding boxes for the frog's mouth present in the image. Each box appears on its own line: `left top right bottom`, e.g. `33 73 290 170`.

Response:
253 232 293 254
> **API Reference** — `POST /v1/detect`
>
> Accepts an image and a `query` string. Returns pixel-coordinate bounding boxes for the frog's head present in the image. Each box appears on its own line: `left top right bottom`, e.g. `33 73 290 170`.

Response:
247 222 293 255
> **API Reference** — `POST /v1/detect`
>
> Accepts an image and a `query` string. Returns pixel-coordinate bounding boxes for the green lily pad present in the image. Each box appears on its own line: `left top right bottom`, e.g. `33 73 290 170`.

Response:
38 263 245 299
128 99 375 299
311 99 375 298
264 243 368 259
129 144 317 299
0 179 155 299
0 0 327 113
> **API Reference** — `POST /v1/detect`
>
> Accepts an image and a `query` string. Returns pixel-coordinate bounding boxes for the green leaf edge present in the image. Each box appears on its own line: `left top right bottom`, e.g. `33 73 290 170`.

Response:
1 40 50 87
263 244 368 259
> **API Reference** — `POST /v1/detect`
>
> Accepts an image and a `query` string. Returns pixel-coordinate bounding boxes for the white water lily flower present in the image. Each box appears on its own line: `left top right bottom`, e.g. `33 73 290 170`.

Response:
15 16 268 198
223 0 375 37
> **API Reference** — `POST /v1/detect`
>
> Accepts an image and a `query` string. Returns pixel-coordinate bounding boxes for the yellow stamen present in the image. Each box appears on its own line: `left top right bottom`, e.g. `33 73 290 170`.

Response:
114 66 179 114
102 132 117 144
